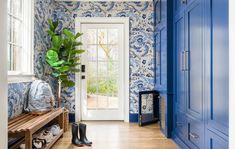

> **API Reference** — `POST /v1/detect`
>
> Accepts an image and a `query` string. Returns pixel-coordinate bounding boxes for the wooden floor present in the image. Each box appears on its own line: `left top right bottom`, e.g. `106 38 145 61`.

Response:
52 121 178 149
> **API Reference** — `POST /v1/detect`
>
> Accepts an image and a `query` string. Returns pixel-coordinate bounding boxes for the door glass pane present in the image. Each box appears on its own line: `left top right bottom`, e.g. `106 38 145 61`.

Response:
87 62 97 78
98 46 108 61
108 77 118 109
109 45 119 61
98 29 108 44
97 77 108 108
86 26 120 110
108 61 119 78
87 45 97 61
108 29 118 44
98 62 107 77
86 29 97 44
87 77 97 109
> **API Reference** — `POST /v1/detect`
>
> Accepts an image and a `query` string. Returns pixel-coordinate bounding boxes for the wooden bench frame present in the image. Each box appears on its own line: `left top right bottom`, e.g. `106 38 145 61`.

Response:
8 108 64 149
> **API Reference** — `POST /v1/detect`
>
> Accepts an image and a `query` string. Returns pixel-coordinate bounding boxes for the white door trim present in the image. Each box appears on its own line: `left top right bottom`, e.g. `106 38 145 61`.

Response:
0 0 8 148
75 17 130 122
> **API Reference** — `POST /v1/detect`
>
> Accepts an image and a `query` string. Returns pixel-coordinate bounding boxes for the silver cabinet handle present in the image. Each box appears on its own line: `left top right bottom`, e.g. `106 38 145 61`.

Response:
181 51 185 71
189 132 199 139
156 51 160 65
185 51 189 71
181 0 187 4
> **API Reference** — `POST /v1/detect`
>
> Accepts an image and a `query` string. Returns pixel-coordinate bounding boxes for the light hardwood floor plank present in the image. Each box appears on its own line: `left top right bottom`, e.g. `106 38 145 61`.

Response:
53 121 179 149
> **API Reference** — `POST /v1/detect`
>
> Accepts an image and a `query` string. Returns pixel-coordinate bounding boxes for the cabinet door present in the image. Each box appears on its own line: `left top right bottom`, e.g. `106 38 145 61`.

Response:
174 111 188 144
175 14 186 113
206 130 228 149
185 0 203 120
205 0 229 136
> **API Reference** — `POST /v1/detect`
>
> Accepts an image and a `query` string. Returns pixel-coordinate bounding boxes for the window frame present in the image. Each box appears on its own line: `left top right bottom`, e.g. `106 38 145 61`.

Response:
7 0 35 83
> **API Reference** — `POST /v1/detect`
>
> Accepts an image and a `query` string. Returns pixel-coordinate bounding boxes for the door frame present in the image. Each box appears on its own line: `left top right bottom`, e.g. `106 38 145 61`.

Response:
75 17 130 122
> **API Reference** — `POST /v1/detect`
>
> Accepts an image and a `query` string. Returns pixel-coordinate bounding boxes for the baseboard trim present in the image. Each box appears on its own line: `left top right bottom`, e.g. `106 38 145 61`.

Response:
69 113 75 123
129 113 138 123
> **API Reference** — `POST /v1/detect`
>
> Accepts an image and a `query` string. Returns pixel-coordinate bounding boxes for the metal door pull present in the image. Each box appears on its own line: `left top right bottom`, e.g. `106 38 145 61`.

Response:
189 132 199 139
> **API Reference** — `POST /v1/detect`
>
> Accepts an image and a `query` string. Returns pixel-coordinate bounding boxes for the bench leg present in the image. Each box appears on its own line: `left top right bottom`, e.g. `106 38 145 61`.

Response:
59 113 64 138
25 131 32 149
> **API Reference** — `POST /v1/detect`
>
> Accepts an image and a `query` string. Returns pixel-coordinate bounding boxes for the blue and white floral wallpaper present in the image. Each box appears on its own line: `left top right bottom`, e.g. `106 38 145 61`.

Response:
50 1 155 114
8 0 156 119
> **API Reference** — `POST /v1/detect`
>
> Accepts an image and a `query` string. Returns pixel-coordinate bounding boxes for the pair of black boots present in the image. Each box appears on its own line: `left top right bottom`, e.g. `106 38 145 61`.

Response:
72 123 92 147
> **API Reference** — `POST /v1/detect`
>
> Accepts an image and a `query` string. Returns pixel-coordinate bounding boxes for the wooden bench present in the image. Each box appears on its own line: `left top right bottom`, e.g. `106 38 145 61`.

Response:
8 108 64 149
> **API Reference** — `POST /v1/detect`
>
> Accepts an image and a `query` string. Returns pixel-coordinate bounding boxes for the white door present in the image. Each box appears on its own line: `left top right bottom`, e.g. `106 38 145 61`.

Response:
80 23 124 120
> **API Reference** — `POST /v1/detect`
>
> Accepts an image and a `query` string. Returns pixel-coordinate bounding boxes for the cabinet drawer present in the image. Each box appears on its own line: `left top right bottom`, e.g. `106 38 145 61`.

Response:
187 118 204 149
206 129 228 149
175 112 188 142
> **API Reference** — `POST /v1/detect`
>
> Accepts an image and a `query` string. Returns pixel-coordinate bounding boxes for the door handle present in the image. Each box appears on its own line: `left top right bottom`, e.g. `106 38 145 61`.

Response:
185 51 189 71
181 0 187 4
181 51 185 71
189 132 199 139
81 65 85 73
156 51 160 65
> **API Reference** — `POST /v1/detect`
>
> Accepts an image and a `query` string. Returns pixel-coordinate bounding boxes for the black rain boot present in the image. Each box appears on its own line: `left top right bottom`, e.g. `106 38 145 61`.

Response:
72 123 83 147
79 123 92 146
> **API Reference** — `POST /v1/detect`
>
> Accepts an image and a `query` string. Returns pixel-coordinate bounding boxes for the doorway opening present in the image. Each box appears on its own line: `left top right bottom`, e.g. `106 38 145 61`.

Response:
75 18 129 122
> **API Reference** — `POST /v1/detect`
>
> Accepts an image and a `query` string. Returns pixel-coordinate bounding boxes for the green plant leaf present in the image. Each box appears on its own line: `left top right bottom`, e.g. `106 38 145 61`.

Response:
52 36 63 49
48 19 55 32
51 60 65 67
48 47 59 52
70 68 80 72
63 29 74 39
75 32 83 39
46 50 58 62
63 39 72 50
59 74 68 80
62 80 75 87
53 21 59 30
71 57 80 61
55 66 70 72
73 42 83 46
71 49 85 54
47 30 55 37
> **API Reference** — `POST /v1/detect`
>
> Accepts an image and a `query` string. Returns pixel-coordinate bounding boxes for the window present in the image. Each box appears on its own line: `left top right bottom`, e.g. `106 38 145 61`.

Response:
7 0 34 82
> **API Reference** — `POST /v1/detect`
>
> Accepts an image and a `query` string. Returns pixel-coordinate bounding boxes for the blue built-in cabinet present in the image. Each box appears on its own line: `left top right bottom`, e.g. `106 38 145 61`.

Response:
154 0 173 138
171 0 229 148
154 0 229 148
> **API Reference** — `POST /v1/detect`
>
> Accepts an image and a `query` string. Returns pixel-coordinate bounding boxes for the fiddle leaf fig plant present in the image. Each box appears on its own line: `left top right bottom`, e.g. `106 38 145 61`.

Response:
46 19 85 87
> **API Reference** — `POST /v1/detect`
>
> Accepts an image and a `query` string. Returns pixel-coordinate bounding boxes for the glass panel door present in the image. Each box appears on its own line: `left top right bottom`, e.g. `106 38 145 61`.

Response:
81 23 124 120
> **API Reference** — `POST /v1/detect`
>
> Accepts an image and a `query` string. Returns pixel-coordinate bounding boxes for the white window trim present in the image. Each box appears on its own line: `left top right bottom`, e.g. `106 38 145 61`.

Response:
8 0 35 83
75 17 130 122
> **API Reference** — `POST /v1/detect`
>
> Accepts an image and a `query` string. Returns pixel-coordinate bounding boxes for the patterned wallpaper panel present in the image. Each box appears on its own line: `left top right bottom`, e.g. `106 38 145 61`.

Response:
50 1 155 114
8 0 155 118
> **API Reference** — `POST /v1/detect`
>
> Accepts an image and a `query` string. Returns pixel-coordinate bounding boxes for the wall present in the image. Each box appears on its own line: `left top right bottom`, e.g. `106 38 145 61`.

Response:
8 0 155 119
50 1 155 114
